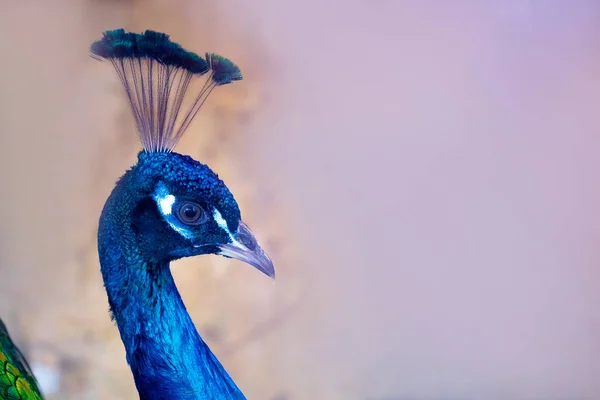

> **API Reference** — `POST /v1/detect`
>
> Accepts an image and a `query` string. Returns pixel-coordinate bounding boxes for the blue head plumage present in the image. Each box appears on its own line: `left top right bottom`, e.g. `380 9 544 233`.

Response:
92 29 272 399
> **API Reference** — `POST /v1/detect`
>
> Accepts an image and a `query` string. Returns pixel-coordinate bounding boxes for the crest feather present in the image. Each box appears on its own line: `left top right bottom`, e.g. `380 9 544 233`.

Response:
90 29 243 152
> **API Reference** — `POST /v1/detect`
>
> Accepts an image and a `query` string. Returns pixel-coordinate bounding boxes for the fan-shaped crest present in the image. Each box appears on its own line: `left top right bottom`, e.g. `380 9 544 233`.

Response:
91 29 243 152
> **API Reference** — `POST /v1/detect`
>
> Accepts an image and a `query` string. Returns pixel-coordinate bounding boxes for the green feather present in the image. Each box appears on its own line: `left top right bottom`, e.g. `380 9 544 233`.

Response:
0 320 43 400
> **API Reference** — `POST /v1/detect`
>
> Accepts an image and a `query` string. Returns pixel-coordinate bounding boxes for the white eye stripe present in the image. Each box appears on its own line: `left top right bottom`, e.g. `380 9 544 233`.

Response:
158 194 176 215
212 209 245 250
153 183 194 239
168 220 194 239
212 208 230 232
153 183 176 216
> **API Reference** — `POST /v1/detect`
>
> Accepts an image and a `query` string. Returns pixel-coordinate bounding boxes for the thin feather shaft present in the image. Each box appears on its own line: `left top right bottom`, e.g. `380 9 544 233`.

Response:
90 29 242 152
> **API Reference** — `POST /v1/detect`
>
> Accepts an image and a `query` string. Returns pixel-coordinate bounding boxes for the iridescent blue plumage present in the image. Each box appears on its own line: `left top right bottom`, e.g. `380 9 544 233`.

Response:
94 30 273 399
99 153 244 399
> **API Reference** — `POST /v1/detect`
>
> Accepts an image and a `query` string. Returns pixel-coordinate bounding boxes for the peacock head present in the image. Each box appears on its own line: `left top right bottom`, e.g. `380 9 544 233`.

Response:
127 151 273 277
93 29 273 277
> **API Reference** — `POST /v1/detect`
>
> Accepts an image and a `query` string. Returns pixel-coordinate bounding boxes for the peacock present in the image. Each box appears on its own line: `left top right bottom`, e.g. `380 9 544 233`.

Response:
0 29 274 399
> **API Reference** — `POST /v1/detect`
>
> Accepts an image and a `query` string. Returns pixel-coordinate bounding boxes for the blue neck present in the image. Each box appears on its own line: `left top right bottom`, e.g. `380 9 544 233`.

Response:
97 176 245 400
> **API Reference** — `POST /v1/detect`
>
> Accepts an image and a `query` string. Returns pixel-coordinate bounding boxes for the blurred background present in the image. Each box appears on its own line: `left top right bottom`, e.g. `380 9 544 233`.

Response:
1 0 600 399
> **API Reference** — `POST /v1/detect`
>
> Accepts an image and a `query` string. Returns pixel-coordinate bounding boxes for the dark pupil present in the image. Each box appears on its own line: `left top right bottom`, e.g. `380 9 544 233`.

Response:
182 204 200 221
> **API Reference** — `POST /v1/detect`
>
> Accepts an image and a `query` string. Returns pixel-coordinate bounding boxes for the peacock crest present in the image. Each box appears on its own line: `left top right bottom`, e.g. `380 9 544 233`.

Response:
0 29 268 400
90 29 242 152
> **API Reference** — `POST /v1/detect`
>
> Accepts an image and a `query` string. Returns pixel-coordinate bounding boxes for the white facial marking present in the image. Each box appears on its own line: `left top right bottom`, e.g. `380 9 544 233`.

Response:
153 183 193 239
158 194 176 215
212 208 245 250
154 183 176 216
212 208 230 232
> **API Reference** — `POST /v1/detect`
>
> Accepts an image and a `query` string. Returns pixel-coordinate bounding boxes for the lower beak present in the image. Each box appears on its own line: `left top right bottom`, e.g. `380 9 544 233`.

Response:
218 221 275 278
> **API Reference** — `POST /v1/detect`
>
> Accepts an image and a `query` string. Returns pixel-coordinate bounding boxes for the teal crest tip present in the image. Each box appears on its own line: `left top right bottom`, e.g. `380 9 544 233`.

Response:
91 29 243 152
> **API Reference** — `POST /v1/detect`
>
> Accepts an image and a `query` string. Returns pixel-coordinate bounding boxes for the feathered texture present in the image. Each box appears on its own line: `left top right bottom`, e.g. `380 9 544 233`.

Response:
92 28 270 399
0 319 43 400
98 152 246 399
90 29 243 152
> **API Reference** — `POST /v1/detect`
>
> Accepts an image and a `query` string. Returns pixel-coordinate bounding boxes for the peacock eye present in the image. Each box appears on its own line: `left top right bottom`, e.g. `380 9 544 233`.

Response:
176 201 207 225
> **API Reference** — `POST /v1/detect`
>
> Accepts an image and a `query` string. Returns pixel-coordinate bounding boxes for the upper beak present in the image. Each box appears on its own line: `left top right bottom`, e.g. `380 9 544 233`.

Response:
218 221 275 278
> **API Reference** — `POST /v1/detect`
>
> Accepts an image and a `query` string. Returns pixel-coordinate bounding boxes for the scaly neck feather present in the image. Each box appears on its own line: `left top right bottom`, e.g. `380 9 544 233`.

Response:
97 172 245 400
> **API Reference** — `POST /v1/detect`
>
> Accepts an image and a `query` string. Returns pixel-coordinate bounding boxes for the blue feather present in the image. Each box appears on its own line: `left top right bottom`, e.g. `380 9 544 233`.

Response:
94 30 273 399
98 151 270 399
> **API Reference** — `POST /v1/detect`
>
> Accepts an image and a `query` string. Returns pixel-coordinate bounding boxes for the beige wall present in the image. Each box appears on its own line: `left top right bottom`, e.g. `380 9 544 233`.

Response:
0 1 599 399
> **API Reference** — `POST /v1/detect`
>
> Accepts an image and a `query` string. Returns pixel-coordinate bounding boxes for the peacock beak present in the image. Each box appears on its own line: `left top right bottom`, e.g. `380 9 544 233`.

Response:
218 221 275 278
